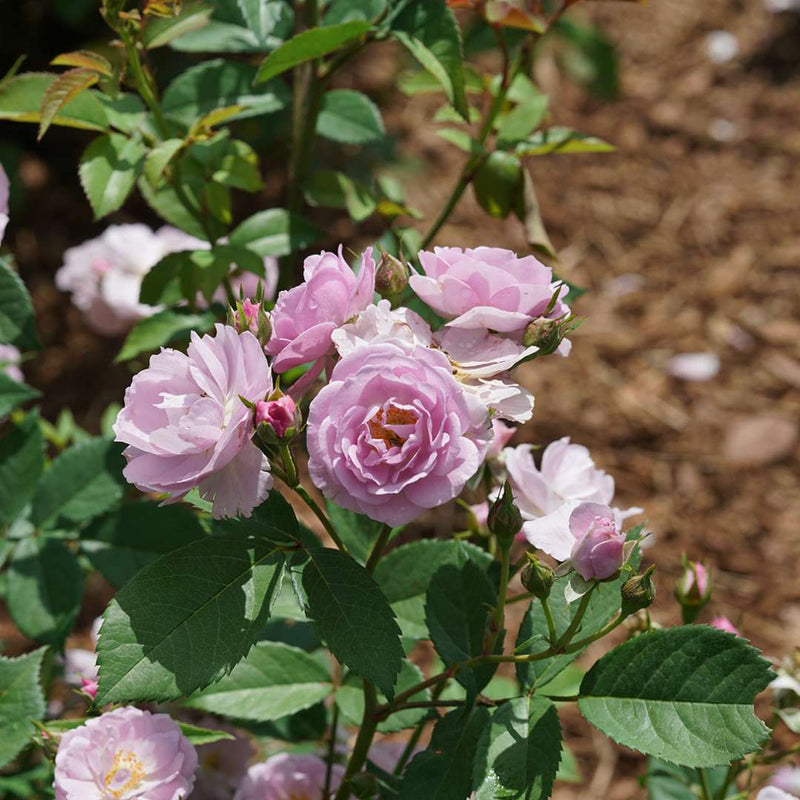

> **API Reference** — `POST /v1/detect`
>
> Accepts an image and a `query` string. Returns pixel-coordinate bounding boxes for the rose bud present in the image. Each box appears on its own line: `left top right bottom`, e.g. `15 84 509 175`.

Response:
487 480 523 549
375 251 409 298
710 616 742 637
255 394 300 443
674 557 711 623
520 552 555 599
228 298 271 346
80 677 99 700
569 502 625 581
621 565 656 617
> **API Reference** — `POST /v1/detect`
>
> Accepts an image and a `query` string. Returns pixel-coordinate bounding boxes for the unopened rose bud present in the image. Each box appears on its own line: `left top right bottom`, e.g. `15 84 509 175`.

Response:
569 503 625 581
228 298 271 346
675 557 711 624
80 677 99 700
621 564 656 616
520 552 555 599
710 616 741 637
375 252 409 298
487 481 523 549
255 394 300 443
522 316 567 355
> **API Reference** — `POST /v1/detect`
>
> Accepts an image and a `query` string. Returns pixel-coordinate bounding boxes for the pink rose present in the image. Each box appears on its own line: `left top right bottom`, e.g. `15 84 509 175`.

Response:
410 246 569 335
0 164 8 244
710 616 742 637
307 341 491 526
53 707 197 800
0 343 23 383
114 324 273 519
267 246 375 374
676 560 709 599
234 753 343 800
193 720 253 800
255 395 298 439
509 437 641 559
769 767 800 796
758 789 797 800
569 502 625 580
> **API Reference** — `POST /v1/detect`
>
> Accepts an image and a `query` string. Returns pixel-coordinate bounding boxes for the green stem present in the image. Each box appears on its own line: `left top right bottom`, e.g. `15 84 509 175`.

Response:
365 524 392 573
507 591 534 605
334 682 379 800
293 484 349 555
393 680 448 775
486 545 510 653
714 763 738 800
698 768 713 800
323 704 340 800
279 443 299 488
121 26 168 139
555 585 596 650
541 597 558 645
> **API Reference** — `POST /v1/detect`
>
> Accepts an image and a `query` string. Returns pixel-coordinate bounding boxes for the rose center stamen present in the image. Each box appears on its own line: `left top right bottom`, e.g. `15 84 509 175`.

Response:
103 749 145 799
367 405 417 449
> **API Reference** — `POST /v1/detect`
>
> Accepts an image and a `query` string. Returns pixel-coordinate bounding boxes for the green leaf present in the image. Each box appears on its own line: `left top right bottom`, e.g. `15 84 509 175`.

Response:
578 626 774 767
472 151 522 218
144 138 185 187
162 59 290 128
229 208 323 257
96 529 289 704
516 569 631 691
515 126 615 156
0 72 108 132
325 499 384 564
556 744 582 784
237 0 290 40
184 641 331 721
6 538 83 645
473 697 561 800
81 501 206 588
0 373 40 418
31 437 126 526
137 176 213 240
117 307 216 363
401 705 490 800
178 721 236 746
496 92 549 148
515 168 556 260
255 20 371 83
302 548 404 698
390 1 468 120
373 539 492 640
425 559 497 695
213 491 303 545
0 257 40 349
304 169 377 222
79 133 147 218
0 648 46 770
142 1 214 48
646 758 736 800
324 0 386 24
316 89 385 145
97 93 147 135
435 128 484 154
38 68 99 139
0 412 44 524
336 660 429 734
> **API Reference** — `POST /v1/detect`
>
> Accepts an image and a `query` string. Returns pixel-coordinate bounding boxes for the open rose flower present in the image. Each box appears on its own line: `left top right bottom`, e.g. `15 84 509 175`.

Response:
307 340 491 526
267 246 375 379
569 502 625 580
234 753 344 800
114 324 272 519
509 437 641 555
758 789 797 800
0 164 8 244
331 298 432 356
768 767 800 797
0 343 23 383
54 707 197 800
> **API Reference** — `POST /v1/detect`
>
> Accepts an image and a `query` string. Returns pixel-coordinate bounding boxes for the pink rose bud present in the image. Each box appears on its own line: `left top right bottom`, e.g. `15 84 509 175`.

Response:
255 395 298 440
569 502 625 581
54 707 197 800
375 251 409 298
228 298 271 345
710 616 741 637
80 678 98 700
675 557 712 623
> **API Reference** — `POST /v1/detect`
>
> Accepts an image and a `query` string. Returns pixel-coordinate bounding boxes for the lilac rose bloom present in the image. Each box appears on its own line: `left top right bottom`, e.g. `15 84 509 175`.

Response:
0 343 23 383
53 707 197 800
114 324 273 519
769 767 800 797
410 246 569 341
234 753 343 800
267 246 375 376
758 790 797 800
0 164 8 244
569 502 626 580
307 340 491 526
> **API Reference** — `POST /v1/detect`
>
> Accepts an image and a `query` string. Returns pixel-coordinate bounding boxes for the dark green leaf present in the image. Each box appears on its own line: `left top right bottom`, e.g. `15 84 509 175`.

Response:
302 548 404 698
7 538 83 646
578 626 774 767
185 641 331 721
81 501 206 588
31 437 126 526
425 559 497 695
0 412 44 524
0 373 40 418
0 256 40 349
0 648 47 769
229 208 323 257
137 175 221 240
374 539 491 640
316 89 385 145
646 758 735 800
304 169 377 222
255 21 371 84
96 530 288 704
401 706 490 800
79 133 147 218
473 697 561 800
325 499 384 564
162 59 290 128
390 1 468 120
